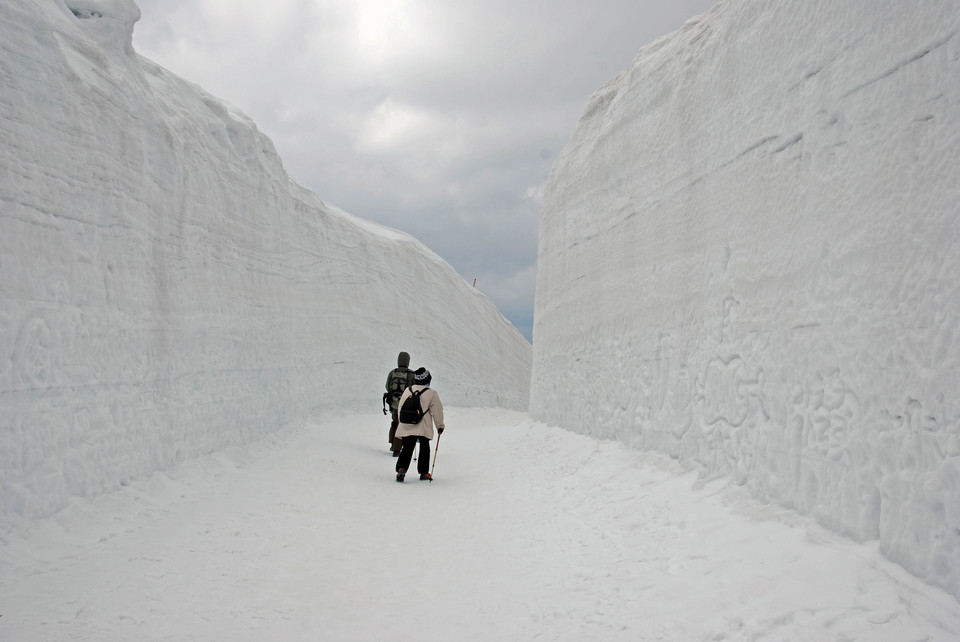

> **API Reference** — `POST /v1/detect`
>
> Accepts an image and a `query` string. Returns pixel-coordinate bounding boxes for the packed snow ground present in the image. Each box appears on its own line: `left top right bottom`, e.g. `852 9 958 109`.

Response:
2 408 958 641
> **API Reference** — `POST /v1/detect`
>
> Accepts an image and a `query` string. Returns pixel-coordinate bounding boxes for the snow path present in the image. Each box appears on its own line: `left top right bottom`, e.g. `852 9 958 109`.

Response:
2 408 959 641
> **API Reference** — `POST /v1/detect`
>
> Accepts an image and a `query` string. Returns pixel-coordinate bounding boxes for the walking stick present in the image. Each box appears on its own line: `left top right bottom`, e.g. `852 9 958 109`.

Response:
429 433 441 482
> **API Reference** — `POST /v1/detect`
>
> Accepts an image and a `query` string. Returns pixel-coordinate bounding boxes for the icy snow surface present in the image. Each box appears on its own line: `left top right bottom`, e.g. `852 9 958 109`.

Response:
0 0 529 524
531 0 960 598
2 409 960 641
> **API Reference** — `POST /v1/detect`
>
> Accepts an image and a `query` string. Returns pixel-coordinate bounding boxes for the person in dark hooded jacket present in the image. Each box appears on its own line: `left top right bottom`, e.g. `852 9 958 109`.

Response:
384 351 414 456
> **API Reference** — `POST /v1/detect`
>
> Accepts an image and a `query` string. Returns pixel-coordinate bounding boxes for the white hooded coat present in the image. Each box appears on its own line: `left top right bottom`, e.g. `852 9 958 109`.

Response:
394 385 445 440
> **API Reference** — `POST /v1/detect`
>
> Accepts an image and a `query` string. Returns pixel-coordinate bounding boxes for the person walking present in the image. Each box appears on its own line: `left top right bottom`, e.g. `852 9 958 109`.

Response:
384 352 414 456
394 367 445 482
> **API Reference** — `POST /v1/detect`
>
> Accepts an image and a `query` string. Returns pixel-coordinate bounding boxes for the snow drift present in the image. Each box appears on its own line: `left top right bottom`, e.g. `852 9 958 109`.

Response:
530 0 960 597
0 0 530 523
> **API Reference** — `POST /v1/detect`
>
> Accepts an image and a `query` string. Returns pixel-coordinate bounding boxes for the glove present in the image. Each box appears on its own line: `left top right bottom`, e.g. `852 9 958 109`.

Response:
437 427 444 435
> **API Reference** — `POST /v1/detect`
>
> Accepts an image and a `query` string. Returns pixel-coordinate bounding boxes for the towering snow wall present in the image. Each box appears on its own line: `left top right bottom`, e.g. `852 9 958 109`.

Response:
531 0 960 598
0 0 530 523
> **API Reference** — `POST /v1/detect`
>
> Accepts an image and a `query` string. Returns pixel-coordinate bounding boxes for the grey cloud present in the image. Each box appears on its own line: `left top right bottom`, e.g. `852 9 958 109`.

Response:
134 0 719 341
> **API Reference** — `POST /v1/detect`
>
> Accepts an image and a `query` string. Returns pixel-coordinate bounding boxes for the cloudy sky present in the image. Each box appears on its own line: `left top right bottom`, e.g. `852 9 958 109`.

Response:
132 0 718 341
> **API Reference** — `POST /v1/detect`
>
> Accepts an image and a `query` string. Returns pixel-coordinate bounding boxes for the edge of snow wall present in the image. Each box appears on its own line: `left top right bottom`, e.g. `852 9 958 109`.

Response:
530 0 960 598
0 0 530 524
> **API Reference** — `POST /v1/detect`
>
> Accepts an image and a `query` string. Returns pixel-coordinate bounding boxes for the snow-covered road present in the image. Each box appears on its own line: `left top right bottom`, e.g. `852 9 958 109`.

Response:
2 408 958 641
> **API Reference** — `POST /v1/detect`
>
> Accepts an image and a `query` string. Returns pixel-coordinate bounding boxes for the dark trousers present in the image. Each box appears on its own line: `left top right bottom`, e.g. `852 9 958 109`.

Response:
388 410 402 453
396 436 430 475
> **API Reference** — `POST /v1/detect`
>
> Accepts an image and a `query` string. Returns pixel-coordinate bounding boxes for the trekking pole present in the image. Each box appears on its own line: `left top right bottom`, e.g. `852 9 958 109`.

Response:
429 433 441 482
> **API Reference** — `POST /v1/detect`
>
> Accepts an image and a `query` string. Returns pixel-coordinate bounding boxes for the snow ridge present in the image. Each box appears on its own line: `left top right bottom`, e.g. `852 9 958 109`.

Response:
0 0 530 524
531 0 960 598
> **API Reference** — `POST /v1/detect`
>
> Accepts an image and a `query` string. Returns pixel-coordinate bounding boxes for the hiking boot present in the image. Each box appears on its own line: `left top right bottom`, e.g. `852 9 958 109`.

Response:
419 473 432 481
396 468 406 482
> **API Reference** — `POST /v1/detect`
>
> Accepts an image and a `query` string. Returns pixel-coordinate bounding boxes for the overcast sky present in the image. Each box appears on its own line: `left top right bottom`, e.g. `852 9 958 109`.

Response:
132 0 718 341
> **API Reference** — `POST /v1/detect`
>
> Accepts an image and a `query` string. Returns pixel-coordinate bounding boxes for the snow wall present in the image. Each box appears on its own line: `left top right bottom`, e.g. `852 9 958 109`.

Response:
0 0 531 524
530 0 960 598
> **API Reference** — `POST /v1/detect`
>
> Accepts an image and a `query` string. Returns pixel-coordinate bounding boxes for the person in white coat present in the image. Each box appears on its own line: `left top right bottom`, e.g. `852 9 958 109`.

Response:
394 367 445 482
